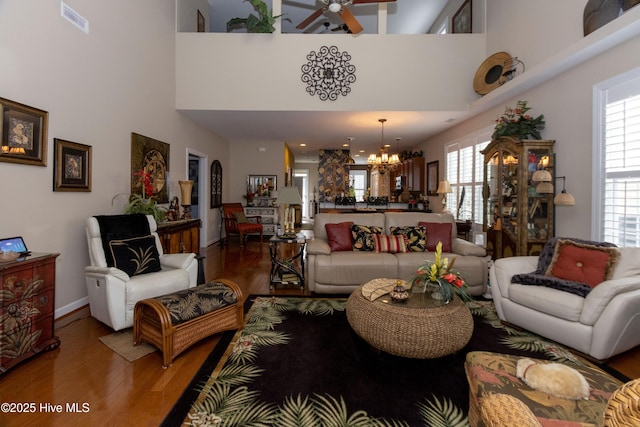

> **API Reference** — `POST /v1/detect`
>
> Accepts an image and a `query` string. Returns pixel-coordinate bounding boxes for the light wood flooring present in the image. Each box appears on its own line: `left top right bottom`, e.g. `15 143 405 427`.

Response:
1 238 638 427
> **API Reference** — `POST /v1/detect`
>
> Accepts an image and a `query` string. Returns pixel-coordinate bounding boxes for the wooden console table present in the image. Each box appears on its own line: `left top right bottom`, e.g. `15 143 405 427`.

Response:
157 219 205 284
157 219 201 254
1 253 60 374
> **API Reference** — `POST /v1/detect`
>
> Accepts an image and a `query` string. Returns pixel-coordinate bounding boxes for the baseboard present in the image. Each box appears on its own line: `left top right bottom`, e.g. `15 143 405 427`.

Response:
55 296 89 320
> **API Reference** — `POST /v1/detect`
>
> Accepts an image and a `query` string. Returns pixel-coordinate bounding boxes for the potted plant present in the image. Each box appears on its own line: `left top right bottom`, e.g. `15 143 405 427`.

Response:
124 170 166 223
492 100 545 140
226 0 285 33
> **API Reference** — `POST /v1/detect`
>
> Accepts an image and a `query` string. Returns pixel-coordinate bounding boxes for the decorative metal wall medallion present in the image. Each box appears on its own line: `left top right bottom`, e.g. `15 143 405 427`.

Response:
301 46 356 101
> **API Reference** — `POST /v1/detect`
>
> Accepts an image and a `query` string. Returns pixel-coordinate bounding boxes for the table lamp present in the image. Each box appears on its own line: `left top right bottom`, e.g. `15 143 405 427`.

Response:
275 186 302 238
436 180 452 213
179 180 193 219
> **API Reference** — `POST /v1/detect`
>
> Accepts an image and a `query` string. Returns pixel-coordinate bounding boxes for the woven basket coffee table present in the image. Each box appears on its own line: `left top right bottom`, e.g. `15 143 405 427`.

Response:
346 279 474 359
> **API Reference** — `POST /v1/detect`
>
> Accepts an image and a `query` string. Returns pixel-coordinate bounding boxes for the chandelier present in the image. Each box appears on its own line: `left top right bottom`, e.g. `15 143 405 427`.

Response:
367 118 400 174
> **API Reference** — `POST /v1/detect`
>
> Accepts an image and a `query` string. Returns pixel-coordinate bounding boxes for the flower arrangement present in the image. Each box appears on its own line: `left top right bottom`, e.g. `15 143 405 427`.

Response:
492 100 545 140
124 169 166 222
412 241 471 302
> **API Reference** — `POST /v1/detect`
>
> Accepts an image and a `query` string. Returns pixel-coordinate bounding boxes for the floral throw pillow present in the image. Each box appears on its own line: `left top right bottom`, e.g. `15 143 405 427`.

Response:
390 226 427 252
351 224 383 251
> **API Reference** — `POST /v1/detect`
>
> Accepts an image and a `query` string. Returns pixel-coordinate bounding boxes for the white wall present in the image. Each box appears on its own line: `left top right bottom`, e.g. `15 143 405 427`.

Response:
175 32 487 112
229 140 285 203
422 1 640 240
0 0 228 317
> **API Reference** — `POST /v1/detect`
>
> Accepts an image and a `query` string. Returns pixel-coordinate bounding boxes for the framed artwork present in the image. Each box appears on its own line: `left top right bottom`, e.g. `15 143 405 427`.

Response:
453 0 472 34
0 97 48 166
210 160 222 208
427 161 439 196
53 138 92 192
247 175 277 196
131 133 170 203
197 10 205 32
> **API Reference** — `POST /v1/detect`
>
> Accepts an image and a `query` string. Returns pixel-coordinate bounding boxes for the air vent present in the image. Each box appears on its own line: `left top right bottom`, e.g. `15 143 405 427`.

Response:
61 1 89 33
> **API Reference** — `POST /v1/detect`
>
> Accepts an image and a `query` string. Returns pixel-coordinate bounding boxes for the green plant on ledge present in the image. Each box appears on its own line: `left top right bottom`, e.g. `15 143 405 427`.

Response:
226 0 284 33
492 100 545 140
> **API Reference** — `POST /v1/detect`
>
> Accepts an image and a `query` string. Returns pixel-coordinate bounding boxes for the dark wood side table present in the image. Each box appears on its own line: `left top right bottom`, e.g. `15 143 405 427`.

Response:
269 236 306 291
1 253 60 374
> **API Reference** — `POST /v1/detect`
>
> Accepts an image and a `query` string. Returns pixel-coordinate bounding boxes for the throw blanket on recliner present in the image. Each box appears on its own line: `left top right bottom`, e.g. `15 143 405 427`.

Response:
511 237 618 297
95 214 151 267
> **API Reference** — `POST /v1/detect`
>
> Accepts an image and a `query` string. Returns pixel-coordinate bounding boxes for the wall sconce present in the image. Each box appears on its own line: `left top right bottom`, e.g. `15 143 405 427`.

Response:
179 180 193 219
554 176 576 206
436 180 452 213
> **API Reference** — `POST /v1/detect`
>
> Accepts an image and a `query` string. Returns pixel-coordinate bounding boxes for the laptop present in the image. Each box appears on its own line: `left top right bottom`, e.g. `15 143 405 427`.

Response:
0 236 31 256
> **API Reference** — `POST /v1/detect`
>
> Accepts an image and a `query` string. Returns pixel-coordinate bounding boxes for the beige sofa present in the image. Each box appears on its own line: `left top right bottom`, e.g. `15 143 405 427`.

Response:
306 212 490 295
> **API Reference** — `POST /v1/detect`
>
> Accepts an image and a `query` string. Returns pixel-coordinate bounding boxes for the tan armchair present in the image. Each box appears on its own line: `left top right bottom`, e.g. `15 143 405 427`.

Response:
221 203 263 246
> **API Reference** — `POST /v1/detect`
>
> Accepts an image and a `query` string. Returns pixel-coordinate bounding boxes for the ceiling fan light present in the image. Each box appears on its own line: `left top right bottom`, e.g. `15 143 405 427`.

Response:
328 2 342 13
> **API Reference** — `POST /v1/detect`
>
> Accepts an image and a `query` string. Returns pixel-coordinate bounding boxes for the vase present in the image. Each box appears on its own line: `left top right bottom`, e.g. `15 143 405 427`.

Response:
427 281 453 304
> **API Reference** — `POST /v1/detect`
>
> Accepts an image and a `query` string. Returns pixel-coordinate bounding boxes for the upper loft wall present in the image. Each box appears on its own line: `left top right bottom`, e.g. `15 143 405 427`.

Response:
175 33 486 112
486 0 586 70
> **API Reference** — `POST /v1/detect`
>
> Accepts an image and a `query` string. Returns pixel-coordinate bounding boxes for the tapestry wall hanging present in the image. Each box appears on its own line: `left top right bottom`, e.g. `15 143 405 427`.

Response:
318 149 351 201
301 46 356 101
131 133 170 203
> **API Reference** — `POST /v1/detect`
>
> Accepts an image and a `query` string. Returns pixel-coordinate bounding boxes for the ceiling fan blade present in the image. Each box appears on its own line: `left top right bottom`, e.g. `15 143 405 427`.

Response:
352 0 397 4
339 7 363 34
296 8 325 29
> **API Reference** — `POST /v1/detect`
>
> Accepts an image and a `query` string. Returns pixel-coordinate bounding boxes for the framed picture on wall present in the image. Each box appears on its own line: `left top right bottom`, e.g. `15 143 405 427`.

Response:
453 0 472 34
131 133 170 203
53 138 92 192
427 161 439 196
0 96 48 166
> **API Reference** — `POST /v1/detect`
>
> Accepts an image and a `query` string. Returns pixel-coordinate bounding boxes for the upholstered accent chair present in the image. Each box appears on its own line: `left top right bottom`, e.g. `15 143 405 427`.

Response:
85 214 198 331
221 203 263 246
490 238 640 359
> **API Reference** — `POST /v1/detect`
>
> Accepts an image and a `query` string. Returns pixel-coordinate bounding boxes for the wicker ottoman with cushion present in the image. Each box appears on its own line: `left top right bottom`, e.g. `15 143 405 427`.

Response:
133 278 243 368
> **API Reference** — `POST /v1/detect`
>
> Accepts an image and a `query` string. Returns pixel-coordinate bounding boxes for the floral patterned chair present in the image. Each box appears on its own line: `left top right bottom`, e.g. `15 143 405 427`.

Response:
465 351 640 427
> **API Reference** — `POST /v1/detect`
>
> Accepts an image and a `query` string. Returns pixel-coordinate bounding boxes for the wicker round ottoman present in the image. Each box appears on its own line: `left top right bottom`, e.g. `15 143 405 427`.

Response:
346 283 474 359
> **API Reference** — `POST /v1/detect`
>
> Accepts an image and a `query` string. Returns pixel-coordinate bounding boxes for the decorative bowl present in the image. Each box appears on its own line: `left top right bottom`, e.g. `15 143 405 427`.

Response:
0 251 20 263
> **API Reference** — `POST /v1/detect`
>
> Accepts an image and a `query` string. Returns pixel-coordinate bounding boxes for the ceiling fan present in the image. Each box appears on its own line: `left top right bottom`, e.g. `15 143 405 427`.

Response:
296 0 397 35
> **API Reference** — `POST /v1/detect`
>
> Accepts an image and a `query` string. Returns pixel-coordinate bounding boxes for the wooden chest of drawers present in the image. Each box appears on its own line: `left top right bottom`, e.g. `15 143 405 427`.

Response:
0 253 60 374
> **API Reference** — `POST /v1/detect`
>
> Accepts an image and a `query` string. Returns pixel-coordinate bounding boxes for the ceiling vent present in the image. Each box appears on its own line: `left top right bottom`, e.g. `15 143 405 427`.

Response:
61 2 89 34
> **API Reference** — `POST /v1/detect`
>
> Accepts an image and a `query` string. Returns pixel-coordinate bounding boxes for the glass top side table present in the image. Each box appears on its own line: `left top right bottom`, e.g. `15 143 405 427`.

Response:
268 235 306 291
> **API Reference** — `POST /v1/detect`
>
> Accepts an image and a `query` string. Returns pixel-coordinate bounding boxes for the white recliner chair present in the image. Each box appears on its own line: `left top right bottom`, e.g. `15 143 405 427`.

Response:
490 239 640 360
85 214 198 331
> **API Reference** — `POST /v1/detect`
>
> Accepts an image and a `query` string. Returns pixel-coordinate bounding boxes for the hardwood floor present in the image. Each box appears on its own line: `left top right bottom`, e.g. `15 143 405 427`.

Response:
1 238 638 426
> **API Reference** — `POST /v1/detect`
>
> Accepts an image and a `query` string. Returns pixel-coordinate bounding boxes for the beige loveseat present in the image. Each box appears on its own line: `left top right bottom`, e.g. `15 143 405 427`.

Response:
306 212 490 295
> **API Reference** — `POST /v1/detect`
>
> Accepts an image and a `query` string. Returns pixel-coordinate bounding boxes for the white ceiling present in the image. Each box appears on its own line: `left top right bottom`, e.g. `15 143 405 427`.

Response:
198 0 464 163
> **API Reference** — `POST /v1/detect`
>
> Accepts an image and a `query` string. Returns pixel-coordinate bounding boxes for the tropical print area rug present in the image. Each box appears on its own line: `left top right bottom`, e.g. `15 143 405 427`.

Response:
162 296 620 427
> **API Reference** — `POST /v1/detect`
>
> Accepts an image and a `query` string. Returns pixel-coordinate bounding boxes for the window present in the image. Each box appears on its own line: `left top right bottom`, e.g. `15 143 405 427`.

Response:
349 168 367 202
445 128 492 224
594 68 640 247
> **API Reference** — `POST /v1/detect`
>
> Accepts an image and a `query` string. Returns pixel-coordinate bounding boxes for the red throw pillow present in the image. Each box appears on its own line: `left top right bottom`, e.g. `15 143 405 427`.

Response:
419 222 452 252
325 222 353 252
546 239 621 287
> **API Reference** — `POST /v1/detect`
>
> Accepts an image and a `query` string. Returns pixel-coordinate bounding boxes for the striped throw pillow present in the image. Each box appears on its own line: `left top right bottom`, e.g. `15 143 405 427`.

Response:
373 234 408 253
